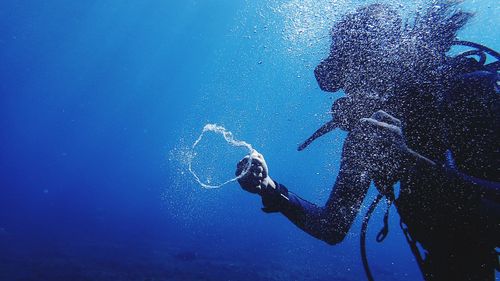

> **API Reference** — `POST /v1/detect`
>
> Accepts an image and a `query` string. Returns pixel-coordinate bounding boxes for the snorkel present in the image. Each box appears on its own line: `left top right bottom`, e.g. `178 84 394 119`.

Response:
298 40 386 151
299 38 500 151
297 96 383 151
297 46 347 151
297 120 337 151
298 4 404 151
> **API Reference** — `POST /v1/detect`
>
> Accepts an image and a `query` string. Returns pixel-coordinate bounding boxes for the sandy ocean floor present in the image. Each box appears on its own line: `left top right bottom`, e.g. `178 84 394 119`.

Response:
0 235 362 281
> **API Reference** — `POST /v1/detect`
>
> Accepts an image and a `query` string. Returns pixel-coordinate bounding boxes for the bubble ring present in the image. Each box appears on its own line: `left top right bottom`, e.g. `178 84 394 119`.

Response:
188 124 254 189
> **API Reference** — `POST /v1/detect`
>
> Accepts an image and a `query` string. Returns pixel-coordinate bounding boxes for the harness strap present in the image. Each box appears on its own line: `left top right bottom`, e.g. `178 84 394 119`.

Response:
495 249 500 272
360 193 384 281
400 219 427 277
376 198 392 242
361 181 397 281
452 40 500 62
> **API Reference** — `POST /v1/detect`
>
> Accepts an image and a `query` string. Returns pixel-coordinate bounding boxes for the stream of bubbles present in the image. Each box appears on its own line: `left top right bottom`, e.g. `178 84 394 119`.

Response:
188 124 255 189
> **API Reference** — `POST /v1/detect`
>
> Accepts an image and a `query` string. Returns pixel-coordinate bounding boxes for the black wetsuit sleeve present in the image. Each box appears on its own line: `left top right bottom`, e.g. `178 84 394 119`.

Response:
260 158 372 245
461 175 500 204
409 150 499 201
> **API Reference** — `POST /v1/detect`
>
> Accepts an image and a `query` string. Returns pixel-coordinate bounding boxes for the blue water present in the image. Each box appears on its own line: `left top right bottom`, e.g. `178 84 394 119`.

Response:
0 1 498 280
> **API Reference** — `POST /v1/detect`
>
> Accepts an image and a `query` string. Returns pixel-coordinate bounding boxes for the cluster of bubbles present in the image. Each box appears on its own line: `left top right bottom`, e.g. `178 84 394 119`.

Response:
272 0 349 55
171 0 474 193
187 124 254 189
268 0 436 57
163 125 255 223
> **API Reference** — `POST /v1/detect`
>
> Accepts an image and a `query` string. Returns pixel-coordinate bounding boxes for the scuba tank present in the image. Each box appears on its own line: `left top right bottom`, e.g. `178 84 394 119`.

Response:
298 40 500 281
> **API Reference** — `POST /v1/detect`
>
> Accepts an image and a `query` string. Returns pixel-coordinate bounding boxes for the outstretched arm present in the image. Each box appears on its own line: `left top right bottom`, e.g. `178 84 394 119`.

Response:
275 153 372 245
236 110 411 245
236 132 373 245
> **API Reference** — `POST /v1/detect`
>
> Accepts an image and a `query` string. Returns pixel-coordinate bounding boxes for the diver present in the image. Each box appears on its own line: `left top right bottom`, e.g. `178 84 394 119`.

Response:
236 3 499 281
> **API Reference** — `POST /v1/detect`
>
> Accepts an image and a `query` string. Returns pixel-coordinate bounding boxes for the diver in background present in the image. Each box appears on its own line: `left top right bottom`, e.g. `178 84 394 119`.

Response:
236 3 499 281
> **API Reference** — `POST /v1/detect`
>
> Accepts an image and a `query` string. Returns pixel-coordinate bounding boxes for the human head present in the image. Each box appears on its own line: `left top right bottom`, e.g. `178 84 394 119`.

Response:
315 2 474 102
315 4 403 100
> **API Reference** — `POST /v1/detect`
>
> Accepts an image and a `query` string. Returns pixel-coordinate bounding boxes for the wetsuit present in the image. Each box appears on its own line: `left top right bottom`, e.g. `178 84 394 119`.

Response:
261 60 500 280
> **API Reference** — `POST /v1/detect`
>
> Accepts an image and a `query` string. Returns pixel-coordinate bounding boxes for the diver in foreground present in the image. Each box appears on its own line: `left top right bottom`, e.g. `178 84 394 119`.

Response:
236 3 499 281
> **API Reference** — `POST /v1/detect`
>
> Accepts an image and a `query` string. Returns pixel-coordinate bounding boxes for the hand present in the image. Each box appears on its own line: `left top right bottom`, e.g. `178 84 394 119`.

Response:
235 150 276 194
350 110 410 186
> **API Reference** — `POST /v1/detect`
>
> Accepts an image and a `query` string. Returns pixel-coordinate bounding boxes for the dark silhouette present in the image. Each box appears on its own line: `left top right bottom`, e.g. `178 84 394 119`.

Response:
237 3 499 281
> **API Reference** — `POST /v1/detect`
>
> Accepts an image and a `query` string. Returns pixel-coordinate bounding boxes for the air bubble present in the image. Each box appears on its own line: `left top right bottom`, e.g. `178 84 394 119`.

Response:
188 124 255 189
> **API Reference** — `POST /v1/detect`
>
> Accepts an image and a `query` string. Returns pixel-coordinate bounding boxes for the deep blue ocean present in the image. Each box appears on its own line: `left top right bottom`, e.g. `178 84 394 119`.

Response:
0 1 498 280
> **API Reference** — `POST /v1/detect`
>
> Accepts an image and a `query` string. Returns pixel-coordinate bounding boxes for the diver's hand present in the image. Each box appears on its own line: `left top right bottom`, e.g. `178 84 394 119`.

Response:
352 110 410 185
235 150 276 195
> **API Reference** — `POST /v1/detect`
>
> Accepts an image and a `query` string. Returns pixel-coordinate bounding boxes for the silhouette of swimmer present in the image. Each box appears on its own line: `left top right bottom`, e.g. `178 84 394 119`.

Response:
236 3 499 281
